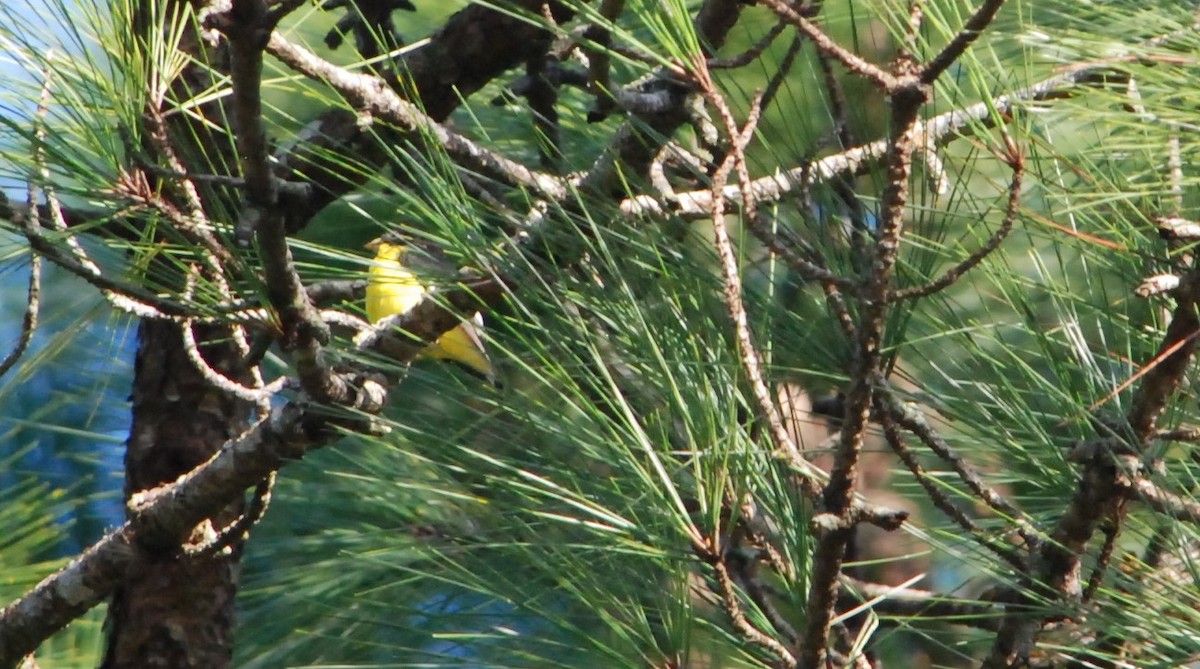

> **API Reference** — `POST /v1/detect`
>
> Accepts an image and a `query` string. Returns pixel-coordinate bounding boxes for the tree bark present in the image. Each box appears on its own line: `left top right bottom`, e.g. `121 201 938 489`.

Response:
101 322 250 669
101 4 248 666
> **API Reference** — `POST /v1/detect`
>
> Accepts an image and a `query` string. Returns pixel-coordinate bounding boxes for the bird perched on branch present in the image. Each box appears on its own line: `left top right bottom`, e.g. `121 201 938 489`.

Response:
365 233 495 383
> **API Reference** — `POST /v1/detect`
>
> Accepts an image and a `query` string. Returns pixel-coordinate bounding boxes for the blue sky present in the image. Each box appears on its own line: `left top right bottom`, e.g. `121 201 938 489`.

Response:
0 0 110 199
0 0 132 543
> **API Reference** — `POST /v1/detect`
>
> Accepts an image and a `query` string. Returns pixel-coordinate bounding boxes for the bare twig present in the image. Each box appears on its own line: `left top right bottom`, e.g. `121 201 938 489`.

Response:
1156 216 1200 241
618 65 1104 220
305 278 368 305
1081 524 1175 664
921 139 952 196
491 59 588 107
1155 426 1200 442
817 47 855 149
694 507 796 667
694 64 821 496
21 231 190 319
879 408 1026 570
265 32 568 201
134 164 247 188
709 20 788 69
0 251 41 381
1134 477 1200 525
878 385 1026 524
1081 521 1119 603
759 0 895 88
181 317 290 405
735 32 860 292
262 1 583 237
183 472 277 558
320 309 372 334
583 0 624 122
820 278 858 339
701 544 797 666
1135 273 1182 298
1123 299 1200 438
903 0 926 59
741 215 861 290
1168 125 1184 210
524 55 563 170
648 143 705 200
140 104 228 263
215 1 347 404
264 0 307 27
838 576 1002 629
738 495 795 581
921 0 1009 85
0 68 52 381
731 561 801 648
815 38 874 262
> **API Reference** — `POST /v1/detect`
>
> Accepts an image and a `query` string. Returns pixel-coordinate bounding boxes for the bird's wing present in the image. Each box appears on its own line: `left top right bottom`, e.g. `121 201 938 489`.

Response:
431 314 495 382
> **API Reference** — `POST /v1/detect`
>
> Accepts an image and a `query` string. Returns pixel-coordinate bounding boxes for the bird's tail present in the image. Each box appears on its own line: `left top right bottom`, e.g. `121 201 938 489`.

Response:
428 317 498 385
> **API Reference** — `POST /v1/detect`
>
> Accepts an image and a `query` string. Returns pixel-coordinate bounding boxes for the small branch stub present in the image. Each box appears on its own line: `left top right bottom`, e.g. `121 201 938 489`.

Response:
1135 274 1180 298
1156 216 1200 241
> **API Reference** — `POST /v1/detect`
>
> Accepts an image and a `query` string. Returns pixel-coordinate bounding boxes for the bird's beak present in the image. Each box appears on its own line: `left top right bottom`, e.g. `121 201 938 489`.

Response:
364 236 383 251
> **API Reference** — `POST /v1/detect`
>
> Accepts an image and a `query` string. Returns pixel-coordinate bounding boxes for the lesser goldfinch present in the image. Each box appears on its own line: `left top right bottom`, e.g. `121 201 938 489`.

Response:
365 234 495 382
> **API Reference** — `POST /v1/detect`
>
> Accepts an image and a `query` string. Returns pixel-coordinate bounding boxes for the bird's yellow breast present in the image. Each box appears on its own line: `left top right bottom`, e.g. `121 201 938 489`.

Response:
366 260 425 325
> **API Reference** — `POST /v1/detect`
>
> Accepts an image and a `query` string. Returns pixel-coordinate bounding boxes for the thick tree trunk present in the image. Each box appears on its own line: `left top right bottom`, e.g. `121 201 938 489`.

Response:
99 0 249 662
101 321 250 669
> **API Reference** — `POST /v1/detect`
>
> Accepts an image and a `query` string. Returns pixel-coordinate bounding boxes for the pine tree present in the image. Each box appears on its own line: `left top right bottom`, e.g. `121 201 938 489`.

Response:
4 2 1200 668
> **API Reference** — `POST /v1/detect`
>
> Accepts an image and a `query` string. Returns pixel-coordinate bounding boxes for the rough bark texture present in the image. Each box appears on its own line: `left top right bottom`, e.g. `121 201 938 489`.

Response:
101 4 248 667
101 322 250 669
402 1 575 120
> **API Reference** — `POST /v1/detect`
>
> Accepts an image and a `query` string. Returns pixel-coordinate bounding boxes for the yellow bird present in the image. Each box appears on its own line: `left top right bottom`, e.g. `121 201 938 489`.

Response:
365 234 496 382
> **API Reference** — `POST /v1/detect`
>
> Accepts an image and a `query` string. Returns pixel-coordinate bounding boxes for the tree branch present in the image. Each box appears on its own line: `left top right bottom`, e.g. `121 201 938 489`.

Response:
984 283 1200 667
214 0 344 404
888 136 1023 302
0 380 386 668
265 32 569 202
759 0 895 88
921 0 1009 84
270 1 577 234
618 65 1109 220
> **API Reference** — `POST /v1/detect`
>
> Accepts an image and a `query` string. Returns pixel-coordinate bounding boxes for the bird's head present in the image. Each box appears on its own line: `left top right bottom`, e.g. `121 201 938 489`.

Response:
365 232 407 261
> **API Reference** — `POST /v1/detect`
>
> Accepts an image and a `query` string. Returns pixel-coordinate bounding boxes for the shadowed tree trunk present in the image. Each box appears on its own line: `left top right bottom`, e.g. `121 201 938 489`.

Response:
101 324 250 669
100 4 249 666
